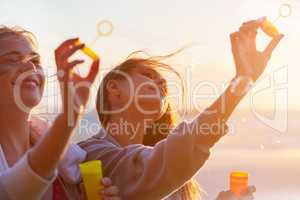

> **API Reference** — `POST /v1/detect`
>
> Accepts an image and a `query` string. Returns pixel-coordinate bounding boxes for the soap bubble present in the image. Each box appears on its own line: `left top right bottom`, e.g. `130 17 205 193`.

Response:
89 20 114 46
278 3 292 18
274 2 292 23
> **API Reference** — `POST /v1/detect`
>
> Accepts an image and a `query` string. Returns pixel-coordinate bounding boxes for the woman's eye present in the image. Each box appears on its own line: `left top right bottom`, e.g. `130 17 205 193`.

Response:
5 56 20 63
5 59 18 65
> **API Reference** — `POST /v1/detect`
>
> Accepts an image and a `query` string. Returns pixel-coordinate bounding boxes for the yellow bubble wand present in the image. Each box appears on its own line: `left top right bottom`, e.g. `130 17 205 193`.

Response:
80 160 103 200
261 2 292 37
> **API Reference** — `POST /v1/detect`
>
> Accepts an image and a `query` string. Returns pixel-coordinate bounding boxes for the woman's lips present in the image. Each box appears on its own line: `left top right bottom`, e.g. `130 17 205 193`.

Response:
12 76 42 90
21 79 39 89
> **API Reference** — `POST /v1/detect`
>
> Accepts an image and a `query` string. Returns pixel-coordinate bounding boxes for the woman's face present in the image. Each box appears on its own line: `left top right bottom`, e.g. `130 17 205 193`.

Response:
116 66 168 122
0 35 45 110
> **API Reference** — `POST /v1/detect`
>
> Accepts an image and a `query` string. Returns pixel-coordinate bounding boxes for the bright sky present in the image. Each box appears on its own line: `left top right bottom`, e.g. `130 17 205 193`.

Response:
1 0 300 111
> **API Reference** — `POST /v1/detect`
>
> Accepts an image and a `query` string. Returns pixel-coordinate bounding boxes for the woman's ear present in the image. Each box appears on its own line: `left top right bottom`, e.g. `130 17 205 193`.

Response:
106 79 121 98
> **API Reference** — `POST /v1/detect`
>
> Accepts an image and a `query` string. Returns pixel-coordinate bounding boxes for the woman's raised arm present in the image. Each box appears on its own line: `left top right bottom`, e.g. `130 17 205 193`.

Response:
28 38 99 179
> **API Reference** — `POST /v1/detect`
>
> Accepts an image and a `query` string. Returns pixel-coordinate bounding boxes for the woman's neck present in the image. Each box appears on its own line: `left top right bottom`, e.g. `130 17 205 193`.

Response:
106 113 151 147
0 105 30 166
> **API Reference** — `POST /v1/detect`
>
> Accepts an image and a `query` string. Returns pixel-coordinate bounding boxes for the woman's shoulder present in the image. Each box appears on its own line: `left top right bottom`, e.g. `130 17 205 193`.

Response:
78 128 119 148
29 116 52 145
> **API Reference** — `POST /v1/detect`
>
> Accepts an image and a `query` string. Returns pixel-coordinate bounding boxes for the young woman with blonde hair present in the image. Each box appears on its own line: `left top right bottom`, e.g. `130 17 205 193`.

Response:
0 26 120 200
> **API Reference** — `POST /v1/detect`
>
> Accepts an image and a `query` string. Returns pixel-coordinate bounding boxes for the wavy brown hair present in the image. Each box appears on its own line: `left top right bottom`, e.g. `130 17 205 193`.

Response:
96 50 202 199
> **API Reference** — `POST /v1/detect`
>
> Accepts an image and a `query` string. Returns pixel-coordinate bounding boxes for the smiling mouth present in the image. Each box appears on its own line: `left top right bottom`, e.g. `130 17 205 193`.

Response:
12 75 42 88
21 78 39 88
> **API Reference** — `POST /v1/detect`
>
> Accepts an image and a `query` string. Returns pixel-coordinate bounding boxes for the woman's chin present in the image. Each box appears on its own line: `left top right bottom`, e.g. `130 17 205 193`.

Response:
136 98 167 120
19 95 41 109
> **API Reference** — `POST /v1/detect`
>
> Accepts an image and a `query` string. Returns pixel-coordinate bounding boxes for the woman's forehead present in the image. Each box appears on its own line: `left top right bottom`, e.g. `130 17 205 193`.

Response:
0 35 37 57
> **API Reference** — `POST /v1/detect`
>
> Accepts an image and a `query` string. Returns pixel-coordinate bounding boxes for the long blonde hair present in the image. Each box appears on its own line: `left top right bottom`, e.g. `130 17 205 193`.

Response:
96 52 202 200
0 25 38 47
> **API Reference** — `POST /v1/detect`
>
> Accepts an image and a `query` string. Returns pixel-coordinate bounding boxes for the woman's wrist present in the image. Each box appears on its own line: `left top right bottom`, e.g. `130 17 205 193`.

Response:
56 112 80 130
229 75 254 96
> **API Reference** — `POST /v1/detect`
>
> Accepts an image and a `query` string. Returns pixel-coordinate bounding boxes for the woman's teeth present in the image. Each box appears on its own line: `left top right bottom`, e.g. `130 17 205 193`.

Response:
22 80 38 88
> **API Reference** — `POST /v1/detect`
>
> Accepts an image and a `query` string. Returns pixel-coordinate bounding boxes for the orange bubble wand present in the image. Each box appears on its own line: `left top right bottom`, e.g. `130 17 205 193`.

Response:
261 2 292 38
230 171 249 197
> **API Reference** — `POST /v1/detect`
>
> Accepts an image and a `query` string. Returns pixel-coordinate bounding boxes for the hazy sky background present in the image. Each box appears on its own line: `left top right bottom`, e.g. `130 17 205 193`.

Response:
2 2 299 199
1 0 300 111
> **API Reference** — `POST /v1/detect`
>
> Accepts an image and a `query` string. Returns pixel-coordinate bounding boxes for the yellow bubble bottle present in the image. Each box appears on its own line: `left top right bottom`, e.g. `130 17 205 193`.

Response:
80 160 103 200
261 18 280 38
75 40 99 61
230 171 249 197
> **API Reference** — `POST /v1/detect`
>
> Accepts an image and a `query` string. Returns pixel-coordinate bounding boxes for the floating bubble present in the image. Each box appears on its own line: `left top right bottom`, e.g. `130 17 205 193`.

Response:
89 19 114 46
96 20 114 37
273 2 293 23
278 3 292 18
261 2 292 38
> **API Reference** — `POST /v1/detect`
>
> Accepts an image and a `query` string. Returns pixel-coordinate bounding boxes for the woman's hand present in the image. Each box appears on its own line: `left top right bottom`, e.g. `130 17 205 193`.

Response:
216 186 256 200
80 177 121 200
28 39 99 180
101 177 121 200
55 38 99 126
230 18 284 82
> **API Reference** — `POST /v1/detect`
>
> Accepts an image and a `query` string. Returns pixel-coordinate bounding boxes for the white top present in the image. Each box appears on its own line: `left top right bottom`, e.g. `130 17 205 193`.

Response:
0 115 88 200
0 146 57 200
0 143 86 200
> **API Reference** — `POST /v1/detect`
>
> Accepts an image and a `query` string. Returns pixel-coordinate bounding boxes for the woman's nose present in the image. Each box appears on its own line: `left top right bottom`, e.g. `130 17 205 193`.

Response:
22 61 37 72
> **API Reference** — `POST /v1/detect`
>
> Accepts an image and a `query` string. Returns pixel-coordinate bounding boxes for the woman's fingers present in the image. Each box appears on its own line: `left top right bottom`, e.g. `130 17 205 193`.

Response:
79 182 87 199
241 18 262 31
101 177 112 187
230 32 239 48
263 34 284 58
55 38 79 55
239 19 262 50
230 32 242 71
55 38 99 84
61 43 85 60
241 185 256 195
101 186 119 196
99 177 120 198
216 191 238 200
242 19 258 26
55 38 83 82
65 60 84 71
239 185 256 200
103 197 121 200
86 59 100 82
57 60 84 81
55 38 83 69
247 186 256 193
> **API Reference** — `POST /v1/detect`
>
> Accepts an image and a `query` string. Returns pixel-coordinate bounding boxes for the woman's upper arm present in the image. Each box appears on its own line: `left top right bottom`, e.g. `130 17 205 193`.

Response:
0 153 56 200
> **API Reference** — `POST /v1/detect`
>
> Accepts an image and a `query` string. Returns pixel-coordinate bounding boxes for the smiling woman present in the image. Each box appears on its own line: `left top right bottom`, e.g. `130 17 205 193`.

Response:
0 26 44 110
0 26 102 200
